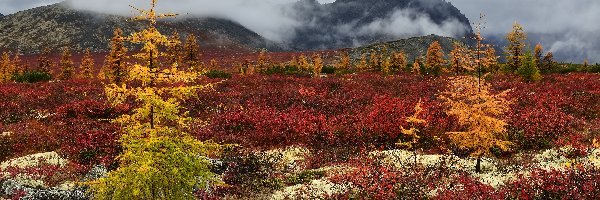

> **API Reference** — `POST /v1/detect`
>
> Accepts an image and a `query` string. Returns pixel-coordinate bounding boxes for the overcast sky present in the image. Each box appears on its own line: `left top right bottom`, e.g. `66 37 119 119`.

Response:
1 0 599 62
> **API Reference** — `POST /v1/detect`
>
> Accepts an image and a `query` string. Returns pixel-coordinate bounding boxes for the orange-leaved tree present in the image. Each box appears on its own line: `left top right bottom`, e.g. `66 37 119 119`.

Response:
312 53 323 77
87 0 221 199
166 30 183 68
440 76 512 173
425 41 445 76
79 48 95 79
38 47 53 74
58 47 74 80
391 51 407 72
0 52 13 82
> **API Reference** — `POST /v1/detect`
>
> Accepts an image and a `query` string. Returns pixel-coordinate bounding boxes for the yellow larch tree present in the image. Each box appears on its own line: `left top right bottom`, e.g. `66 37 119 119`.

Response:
87 0 221 199
381 55 392 75
369 49 380 70
312 53 323 77
100 28 128 84
289 56 299 68
505 22 527 71
298 54 310 72
209 58 219 70
391 51 407 71
12 53 23 74
0 52 12 82
79 49 95 79
58 47 74 80
440 76 512 173
425 41 445 76
396 100 427 164
412 58 422 74
357 53 368 72
449 43 474 75
336 52 351 71
38 48 53 74
483 45 499 73
256 49 268 72
166 30 183 68
183 33 202 72
534 43 543 68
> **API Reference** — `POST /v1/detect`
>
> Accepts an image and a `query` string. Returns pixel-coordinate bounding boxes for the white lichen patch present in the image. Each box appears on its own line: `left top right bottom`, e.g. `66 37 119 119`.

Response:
260 146 310 174
0 152 70 189
270 179 349 200
1 152 68 171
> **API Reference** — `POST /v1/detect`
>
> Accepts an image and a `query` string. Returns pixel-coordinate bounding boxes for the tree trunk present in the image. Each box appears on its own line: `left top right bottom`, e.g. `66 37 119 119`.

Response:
475 156 482 173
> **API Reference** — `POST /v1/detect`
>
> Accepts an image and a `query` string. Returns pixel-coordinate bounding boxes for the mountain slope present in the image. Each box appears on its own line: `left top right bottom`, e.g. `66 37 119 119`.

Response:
349 34 462 62
288 0 473 50
0 2 280 54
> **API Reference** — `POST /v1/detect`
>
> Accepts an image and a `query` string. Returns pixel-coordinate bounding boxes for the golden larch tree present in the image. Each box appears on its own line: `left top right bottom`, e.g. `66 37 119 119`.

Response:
396 100 427 164
449 43 474 75
298 54 310 72
256 49 268 72
38 48 53 74
381 55 392 75
534 43 543 68
100 28 128 84
166 30 183 67
79 49 95 79
425 41 445 76
312 53 323 77
369 49 380 70
505 22 527 71
183 33 202 72
209 58 219 70
541 52 555 72
391 51 407 71
483 45 499 72
336 52 351 70
289 56 299 68
88 0 221 198
0 52 12 82
357 53 368 72
58 47 74 80
12 53 22 74
440 76 512 173
412 58 422 74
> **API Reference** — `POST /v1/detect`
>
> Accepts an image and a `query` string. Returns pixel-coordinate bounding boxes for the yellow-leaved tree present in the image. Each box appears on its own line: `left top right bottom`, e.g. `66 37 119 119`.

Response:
87 0 221 199
425 41 445 76
166 31 183 68
441 15 513 173
396 100 427 164
256 49 269 72
100 28 128 84
391 51 407 72
312 53 323 77
440 76 512 173
449 43 474 75
357 53 368 72
336 52 351 71
58 47 74 80
298 54 310 72
38 48 53 74
0 52 13 82
79 48 95 79
505 22 527 71
183 33 203 73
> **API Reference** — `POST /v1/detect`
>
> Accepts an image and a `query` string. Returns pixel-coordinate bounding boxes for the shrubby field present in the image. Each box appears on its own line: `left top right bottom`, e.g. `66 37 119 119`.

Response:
1 0 600 199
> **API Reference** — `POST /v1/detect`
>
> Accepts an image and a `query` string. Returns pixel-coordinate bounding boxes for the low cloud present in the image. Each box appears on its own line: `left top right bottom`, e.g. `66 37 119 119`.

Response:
447 0 600 63
66 0 470 48
0 0 62 14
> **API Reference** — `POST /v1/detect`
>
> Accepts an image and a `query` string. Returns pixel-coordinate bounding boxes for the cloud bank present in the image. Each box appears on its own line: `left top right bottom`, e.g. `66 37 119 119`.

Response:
447 0 600 63
65 0 469 48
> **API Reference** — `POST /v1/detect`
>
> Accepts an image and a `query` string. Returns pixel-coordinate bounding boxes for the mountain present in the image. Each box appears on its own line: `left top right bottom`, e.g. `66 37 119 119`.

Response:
287 0 473 50
349 34 461 62
0 2 280 54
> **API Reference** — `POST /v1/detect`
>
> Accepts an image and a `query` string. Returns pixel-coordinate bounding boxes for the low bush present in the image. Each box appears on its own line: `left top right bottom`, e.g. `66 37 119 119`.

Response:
12 71 52 83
